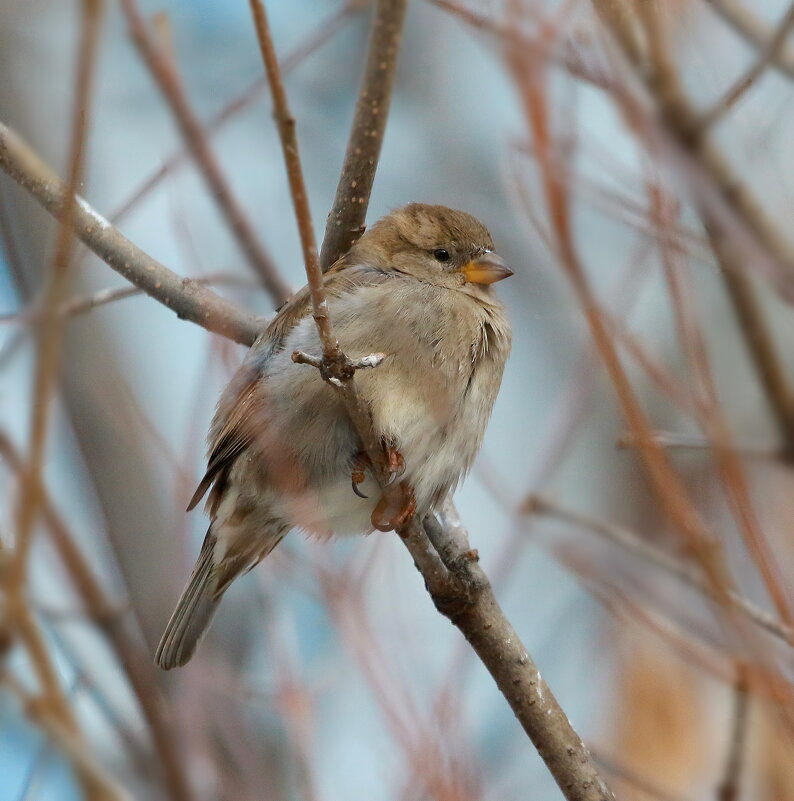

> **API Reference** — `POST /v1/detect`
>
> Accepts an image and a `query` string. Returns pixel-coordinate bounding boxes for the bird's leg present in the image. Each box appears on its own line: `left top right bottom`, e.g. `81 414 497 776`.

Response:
371 481 416 532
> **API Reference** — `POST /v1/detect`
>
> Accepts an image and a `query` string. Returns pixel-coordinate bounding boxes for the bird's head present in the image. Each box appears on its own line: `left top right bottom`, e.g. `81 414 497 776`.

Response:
348 203 513 293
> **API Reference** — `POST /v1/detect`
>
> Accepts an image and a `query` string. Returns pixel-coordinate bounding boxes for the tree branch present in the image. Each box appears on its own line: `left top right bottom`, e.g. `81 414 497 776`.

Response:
424 500 616 801
0 431 192 801
109 0 362 226
703 0 794 80
527 495 794 647
0 122 264 346
118 0 291 304
592 1 794 456
319 0 409 270
252 2 615 797
698 0 794 129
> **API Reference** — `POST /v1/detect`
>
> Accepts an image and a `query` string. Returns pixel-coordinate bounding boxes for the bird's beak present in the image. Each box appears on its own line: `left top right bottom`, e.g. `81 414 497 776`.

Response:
460 252 514 285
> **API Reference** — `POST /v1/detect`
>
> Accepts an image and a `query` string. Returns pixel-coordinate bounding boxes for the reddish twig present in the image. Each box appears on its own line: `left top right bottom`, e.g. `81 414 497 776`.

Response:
109 1 361 225
703 0 794 80
3 4 118 799
118 0 291 304
698 0 794 129
527 494 794 647
0 431 192 801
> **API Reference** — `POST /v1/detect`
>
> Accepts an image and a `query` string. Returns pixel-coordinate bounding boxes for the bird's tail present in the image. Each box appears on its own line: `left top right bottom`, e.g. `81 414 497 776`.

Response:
155 532 220 670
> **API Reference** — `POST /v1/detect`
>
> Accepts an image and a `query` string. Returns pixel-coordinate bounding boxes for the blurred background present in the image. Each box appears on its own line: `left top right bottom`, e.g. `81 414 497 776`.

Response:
2 0 794 798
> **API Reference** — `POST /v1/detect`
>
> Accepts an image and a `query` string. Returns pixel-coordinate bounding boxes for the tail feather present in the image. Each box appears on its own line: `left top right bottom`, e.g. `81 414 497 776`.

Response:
156 534 221 670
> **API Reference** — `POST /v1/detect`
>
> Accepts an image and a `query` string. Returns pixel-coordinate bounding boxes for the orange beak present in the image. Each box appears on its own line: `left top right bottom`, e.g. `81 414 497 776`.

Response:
460 252 514 285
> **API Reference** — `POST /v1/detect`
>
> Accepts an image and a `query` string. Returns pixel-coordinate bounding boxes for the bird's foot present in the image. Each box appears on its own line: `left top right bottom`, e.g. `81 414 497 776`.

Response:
371 481 416 532
351 446 406 498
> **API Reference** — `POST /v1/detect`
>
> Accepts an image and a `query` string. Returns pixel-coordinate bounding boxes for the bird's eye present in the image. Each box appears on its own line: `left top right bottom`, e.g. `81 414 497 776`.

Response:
433 249 451 263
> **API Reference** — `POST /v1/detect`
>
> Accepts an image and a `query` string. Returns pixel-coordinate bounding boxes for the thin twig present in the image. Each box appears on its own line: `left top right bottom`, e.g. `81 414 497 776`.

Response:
1 273 255 325
592 0 794 458
0 431 193 801
2 671 127 800
703 0 794 80
118 0 291 303
527 495 794 647
249 0 397 485
248 0 330 352
617 429 783 460
698 0 794 129
254 2 616 796
0 122 263 346
109 0 362 225
648 180 793 628
505 13 734 613
4 5 115 799
716 665 750 801
319 0 409 270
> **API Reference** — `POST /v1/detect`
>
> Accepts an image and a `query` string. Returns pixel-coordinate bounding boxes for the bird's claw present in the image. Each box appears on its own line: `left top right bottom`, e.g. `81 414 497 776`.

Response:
384 447 405 486
351 467 368 499
351 447 405 495
371 481 416 532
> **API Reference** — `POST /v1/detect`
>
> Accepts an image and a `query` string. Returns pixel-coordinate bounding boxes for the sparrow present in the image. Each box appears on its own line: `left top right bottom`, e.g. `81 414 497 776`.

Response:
155 203 513 669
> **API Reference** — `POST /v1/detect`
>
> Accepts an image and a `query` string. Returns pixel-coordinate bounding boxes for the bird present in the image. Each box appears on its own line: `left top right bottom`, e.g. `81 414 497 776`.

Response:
155 203 513 669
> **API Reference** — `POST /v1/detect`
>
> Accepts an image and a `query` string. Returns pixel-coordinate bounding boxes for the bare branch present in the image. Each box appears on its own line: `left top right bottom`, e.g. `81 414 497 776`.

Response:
109 1 362 226
248 0 332 354
0 122 264 346
4 7 108 801
592 1 794 455
617 429 783 460
251 4 615 795
698 0 794 129
527 495 794 647
424 500 616 801
703 0 794 80
0 431 192 801
319 0 409 270
1 273 255 325
118 0 291 303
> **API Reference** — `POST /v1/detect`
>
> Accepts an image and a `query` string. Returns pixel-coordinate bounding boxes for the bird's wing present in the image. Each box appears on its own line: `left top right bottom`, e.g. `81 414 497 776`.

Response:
187 258 389 514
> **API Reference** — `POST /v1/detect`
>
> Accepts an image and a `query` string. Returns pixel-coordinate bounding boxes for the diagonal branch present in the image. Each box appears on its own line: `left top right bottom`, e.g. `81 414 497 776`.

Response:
0 122 263 346
319 0 409 271
250 3 615 799
703 0 794 80
110 0 362 225
528 495 794 647
4 4 617 797
0 430 192 801
118 0 291 304
591 0 794 459
698 0 794 129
